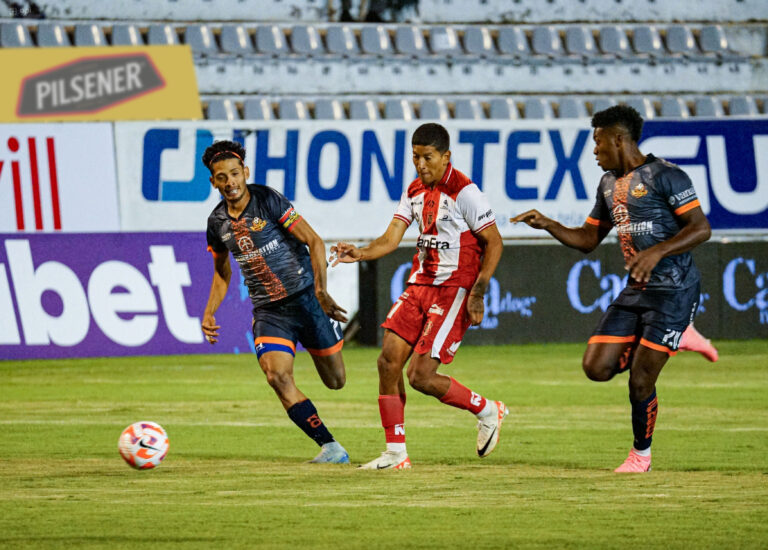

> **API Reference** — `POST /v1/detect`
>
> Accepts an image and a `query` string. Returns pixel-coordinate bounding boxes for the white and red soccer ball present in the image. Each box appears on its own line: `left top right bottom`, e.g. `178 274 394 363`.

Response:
118 421 169 470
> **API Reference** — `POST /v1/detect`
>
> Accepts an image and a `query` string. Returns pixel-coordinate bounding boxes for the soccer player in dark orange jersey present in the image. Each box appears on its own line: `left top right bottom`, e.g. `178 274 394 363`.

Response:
513 105 716 472
201 140 350 464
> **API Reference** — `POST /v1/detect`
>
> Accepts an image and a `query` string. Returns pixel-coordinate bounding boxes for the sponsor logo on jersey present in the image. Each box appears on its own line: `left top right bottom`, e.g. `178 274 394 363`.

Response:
630 183 648 198
477 209 493 221
237 235 254 252
250 217 267 231
616 220 654 236
417 236 451 249
668 186 696 206
222 232 232 241
604 189 613 197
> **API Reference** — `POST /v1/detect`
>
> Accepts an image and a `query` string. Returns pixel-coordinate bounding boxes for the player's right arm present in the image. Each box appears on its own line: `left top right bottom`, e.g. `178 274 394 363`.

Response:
330 218 408 265
201 249 231 344
511 210 610 253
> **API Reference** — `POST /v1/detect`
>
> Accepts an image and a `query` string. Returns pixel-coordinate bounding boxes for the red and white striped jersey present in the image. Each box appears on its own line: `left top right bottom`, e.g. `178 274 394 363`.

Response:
393 163 496 288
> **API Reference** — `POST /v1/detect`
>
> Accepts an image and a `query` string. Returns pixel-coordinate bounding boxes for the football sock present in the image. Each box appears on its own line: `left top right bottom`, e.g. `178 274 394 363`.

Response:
379 394 406 450
630 389 658 451
633 446 651 457
287 399 334 447
439 377 487 415
476 398 496 418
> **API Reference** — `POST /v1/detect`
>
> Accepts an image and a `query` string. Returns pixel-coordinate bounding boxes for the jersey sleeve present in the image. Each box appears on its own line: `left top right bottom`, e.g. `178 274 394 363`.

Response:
658 167 701 217
457 183 496 233
263 186 303 232
392 190 413 226
586 176 613 228
206 216 228 254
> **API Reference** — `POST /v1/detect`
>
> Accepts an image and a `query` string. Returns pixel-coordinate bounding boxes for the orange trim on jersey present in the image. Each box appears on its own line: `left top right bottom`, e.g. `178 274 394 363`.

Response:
206 245 226 260
588 335 637 345
640 337 678 356
306 339 344 357
254 336 296 353
586 216 612 228
674 199 701 216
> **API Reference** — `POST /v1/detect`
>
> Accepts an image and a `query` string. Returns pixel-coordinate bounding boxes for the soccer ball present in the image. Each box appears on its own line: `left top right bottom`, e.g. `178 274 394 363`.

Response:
118 421 169 470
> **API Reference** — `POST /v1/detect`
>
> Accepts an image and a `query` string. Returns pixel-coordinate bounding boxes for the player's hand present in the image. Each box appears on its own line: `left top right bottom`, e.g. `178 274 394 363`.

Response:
467 294 485 326
510 210 551 230
316 290 349 323
626 247 663 283
329 242 362 266
201 314 220 344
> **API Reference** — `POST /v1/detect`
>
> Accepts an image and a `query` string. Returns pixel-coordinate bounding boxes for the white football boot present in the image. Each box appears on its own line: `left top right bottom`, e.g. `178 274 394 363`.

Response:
358 450 411 470
476 401 509 457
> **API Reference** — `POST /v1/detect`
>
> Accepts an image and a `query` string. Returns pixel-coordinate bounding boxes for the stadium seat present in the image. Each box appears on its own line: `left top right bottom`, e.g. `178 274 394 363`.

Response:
699 25 741 60
531 26 565 58
558 98 589 118
660 96 690 118
419 98 450 120
632 25 664 57
693 96 725 117
314 98 346 120
326 25 359 56
74 24 107 46
729 95 758 115
463 26 496 57
591 97 618 113
454 98 485 119
489 97 519 119
624 97 656 119
36 23 71 47
111 24 144 46
497 27 531 58
1 22 33 47
147 24 179 46
278 98 310 119
349 99 380 120
384 98 416 120
184 24 218 56
565 26 599 58
523 98 555 119
395 25 428 57
665 25 699 56
290 24 324 56
207 99 240 120
598 26 631 58
428 26 463 57
360 25 394 56
220 25 254 55
255 25 289 56
243 98 274 120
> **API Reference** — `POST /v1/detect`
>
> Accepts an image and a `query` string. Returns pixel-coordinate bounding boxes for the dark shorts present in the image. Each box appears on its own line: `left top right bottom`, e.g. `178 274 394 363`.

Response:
252 286 343 359
589 282 701 354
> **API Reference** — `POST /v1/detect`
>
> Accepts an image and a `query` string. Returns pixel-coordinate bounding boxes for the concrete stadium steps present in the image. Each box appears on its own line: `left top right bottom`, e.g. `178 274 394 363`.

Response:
199 94 768 120
10 0 767 23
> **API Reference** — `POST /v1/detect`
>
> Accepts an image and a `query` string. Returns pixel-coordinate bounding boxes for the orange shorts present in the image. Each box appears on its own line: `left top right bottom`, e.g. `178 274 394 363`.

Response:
381 284 471 364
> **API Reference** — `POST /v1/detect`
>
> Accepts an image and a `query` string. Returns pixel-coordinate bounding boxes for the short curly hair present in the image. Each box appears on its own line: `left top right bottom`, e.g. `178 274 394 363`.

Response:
202 140 246 172
412 123 450 153
591 105 644 143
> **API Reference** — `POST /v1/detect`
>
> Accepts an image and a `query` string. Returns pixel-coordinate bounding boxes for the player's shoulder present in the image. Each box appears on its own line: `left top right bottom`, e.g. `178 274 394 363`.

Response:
207 199 228 223
406 178 426 198
644 155 691 186
443 166 475 197
247 183 281 199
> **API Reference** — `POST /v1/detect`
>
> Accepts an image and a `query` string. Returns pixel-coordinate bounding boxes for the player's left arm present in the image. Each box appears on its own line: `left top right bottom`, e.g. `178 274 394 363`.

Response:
626 206 711 283
290 217 348 323
467 224 504 326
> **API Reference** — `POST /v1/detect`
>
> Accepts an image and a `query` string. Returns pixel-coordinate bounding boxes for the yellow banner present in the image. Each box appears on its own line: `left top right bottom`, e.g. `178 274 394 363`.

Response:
0 45 201 122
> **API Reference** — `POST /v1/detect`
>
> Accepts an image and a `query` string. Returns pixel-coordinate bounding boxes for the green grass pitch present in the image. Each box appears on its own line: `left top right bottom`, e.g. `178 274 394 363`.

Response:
1 341 767 549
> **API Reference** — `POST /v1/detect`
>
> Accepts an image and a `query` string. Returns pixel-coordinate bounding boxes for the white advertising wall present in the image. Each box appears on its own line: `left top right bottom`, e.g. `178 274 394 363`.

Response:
113 120 605 240
114 119 768 240
0 123 120 232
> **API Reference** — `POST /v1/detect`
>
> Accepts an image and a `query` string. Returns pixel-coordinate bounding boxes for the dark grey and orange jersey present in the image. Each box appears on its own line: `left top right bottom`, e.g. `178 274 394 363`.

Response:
206 184 314 308
587 154 702 291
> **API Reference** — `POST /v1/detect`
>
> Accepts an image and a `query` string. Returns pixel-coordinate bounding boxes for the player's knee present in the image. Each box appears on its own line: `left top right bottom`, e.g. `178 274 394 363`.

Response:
582 357 614 382
377 353 400 376
263 368 293 390
325 371 346 390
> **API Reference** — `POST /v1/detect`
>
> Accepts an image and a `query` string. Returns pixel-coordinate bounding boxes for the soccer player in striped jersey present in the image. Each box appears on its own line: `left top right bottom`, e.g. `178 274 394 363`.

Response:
201 140 351 464
331 123 508 469
512 105 713 472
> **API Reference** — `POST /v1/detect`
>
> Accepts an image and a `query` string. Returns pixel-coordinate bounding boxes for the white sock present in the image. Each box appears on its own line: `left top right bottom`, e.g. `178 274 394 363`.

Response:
386 442 406 453
476 399 495 419
633 446 651 457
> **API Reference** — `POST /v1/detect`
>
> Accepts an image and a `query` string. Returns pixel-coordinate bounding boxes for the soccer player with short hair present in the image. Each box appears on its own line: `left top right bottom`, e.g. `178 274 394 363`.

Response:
512 105 713 472
331 123 508 469
201 140 350 464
